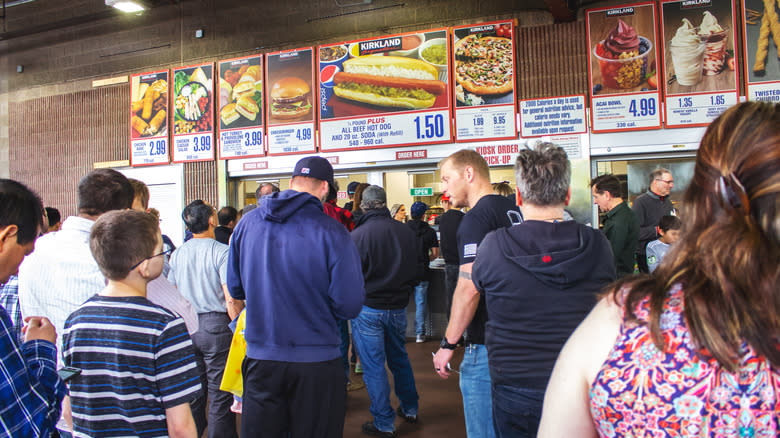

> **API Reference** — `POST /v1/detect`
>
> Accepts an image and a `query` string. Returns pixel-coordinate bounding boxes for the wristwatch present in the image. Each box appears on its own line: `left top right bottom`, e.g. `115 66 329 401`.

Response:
440 337 458 350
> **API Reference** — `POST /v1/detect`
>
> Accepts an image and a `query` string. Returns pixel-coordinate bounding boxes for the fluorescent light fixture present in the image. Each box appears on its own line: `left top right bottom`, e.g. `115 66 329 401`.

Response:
105 0 146 13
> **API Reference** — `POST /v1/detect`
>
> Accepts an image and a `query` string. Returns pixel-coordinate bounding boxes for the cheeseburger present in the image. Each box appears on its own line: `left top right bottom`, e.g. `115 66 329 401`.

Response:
270 77 312 120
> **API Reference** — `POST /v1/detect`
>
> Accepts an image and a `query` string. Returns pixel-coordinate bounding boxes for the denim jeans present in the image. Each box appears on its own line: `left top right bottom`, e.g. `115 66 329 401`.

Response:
460 344 497 438
414 280 429 336
491 384 545 438
352 306 419 432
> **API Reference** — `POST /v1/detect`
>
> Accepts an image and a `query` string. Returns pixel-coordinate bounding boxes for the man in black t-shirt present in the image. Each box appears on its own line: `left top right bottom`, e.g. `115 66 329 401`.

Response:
436 194 463 320
432 149 520 438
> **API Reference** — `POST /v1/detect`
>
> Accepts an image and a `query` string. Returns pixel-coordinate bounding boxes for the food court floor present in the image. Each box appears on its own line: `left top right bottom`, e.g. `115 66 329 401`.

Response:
342 339 467 438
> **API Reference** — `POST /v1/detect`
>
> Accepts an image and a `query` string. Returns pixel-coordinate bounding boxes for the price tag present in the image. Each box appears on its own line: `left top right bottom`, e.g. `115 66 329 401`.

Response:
455 106 515 141
131 138 169 165
220 127 263 159
591 93 661 132
267 122 316 155
319 110 450 151
665 93 737 127
173 133 213 162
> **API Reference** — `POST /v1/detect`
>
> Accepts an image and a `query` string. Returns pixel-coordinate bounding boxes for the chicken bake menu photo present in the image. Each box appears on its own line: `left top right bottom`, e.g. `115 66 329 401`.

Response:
317 28 453 151
451 20 518 142
217 55 264 160
660 0 738 128
266 48 317 156
587 2 663 133
172 63 215 163
130 70 170 166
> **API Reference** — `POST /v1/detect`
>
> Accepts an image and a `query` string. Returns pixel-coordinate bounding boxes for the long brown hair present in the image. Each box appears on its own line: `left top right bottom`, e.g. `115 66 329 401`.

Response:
351 183 370 214
613 101 780 371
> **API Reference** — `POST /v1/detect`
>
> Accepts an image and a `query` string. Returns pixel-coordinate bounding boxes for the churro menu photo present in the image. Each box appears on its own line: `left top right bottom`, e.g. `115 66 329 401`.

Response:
587 3 663 132
451 20 518 142
171 63 215 163
660 0 739 127
317 28 452 151
742 0 780 102
266 48 316 155
130 70 170 166
217 55 264 159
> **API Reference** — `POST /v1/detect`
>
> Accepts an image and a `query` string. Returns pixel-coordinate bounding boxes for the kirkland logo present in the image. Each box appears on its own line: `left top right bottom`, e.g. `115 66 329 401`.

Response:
359 37 402 55
606 7 634 16
681 0 711 8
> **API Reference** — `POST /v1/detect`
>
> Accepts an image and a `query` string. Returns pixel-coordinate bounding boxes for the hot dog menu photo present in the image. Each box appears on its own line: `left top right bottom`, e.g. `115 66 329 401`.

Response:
661 0 738 127
217 55 264 159
266 48 316 155
317 28 452 151
451 20 518 142
172 63 214 162
742 0 780 102
130 70 170 166
587 3 663 132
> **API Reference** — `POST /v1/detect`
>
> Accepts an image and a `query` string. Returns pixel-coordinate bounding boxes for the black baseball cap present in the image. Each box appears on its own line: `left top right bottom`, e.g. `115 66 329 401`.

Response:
347 181 360 195
292 156 334 187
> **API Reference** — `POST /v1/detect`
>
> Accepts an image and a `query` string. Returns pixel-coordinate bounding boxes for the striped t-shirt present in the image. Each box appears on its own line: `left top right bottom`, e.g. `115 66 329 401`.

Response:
63 295 202 438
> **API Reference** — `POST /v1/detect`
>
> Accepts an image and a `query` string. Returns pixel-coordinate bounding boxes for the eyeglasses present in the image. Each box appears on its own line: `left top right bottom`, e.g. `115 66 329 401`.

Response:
655 179 674 185
130 248 173 270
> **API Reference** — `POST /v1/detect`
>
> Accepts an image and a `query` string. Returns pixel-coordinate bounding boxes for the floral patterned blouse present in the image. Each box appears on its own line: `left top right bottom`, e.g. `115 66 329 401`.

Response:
589 284 780 437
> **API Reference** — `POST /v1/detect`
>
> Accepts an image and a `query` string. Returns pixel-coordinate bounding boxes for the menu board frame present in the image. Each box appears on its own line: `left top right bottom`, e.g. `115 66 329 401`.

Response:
586 1 663 133
741 0 780 102
451 19 519 143
171 62 216 163
518 94 588 138
317 27 454 152
130 69 170 167
265 47 317 156
660 0 739 128
217 54 266 160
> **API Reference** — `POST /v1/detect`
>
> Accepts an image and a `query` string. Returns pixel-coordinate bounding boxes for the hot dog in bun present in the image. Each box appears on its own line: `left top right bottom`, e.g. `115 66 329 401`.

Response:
270 77 312 120
333 56 445 109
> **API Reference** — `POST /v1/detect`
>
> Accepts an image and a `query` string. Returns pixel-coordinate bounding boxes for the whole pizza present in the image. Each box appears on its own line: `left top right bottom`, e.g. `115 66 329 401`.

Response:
454 35 514 95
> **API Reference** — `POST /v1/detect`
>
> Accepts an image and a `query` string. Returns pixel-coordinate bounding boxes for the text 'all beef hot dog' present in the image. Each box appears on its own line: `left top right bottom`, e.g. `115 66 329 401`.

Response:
333 56 446 109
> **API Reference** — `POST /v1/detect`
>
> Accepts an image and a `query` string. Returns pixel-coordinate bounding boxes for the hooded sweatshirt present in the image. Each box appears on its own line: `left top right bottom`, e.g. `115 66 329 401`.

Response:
472 220 616 388
351 208 423 309
227 190 365 363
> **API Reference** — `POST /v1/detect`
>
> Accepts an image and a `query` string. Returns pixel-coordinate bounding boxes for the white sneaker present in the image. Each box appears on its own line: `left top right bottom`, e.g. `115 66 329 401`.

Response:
416 335 425 343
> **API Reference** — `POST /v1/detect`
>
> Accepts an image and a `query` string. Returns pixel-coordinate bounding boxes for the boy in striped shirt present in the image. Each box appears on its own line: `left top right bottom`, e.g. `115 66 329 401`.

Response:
62 210 202 438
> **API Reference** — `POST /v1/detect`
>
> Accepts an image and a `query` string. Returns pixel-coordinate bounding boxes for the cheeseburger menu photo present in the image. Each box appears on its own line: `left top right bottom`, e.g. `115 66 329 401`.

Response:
266 48 317 155
318 29 450 120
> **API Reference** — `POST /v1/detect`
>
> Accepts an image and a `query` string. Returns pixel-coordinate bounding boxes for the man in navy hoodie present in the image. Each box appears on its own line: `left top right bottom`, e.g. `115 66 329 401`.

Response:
351 185 422 437
471 143 616 437
226 156 365 438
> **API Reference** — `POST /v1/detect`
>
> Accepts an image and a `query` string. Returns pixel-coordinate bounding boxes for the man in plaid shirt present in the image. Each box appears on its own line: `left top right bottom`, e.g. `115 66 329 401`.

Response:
0 179 67 437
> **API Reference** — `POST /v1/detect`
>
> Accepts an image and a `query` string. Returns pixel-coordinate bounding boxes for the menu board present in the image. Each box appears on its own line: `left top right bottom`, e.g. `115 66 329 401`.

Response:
171 63 215 162
587 3 663 132
130 70 170 166
266 48 316 155
317 28 452 151
217 55 264 159
661 0 738 127
742 0 780 102
518 95 587 138
451 21 518 142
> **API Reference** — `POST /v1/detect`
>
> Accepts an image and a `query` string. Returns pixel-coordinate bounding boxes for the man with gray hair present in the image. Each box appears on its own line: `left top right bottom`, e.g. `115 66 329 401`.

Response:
470 143 615 437
351 185 422 437
631 167 675 273
255 182 280 200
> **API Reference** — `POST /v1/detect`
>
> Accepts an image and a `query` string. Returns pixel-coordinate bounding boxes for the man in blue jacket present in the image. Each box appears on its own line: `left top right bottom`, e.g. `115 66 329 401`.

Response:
351 185 422 437
227 156 366 438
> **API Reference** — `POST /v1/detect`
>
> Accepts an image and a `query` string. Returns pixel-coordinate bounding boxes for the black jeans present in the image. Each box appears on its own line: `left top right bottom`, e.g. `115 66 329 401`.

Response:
241 357 347 438
190 312 237 438
444 263 460 320
492 383 545 438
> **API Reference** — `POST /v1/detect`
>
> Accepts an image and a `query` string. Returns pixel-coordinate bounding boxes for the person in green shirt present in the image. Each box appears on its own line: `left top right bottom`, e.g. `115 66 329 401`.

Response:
591 174 639 277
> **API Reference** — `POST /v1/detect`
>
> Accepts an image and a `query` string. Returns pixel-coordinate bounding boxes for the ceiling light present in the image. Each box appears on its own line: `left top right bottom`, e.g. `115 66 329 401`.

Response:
105 0 146 13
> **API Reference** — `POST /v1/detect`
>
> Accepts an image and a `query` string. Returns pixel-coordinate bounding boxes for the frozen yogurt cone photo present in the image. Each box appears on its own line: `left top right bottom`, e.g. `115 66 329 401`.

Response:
669 18 706 86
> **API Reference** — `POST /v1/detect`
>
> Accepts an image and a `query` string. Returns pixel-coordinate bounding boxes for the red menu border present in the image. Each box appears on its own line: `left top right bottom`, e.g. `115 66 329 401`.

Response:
130 69 171 167
217 53 267 161
171 62 216 164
